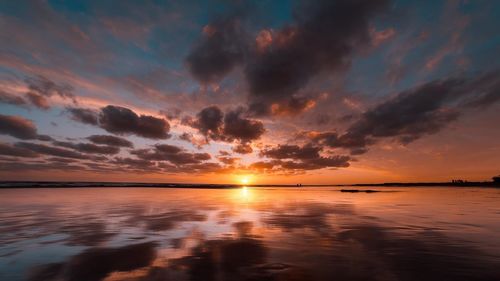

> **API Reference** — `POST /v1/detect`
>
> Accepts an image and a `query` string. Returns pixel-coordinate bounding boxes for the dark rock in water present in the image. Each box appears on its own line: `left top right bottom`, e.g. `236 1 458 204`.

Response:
341 189 380 193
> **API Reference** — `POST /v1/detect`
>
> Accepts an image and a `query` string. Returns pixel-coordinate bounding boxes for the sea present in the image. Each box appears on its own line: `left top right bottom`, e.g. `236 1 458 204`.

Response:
1 186 499 281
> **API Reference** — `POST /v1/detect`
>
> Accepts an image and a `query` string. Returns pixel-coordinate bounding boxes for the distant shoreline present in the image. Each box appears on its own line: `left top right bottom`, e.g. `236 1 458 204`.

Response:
0 181 498 188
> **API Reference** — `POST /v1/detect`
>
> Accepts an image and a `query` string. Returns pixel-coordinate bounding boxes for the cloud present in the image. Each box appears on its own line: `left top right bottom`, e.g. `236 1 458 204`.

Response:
258 143 350 171
26 92 50 110
273 156 350 171
15 142 91 159
0 90 27 106
189 106 265 145
260 144 321 160
186 0 390 115
87 135 133 148
0 142 39 157
311 71 500 154
232 143 253 154
178 132 208 148
186 15 247 84
191 105 224 140
53 141 120 155
0 161 84 172
67 108 99 125
245 0 390 115
24 75 76 109
99 105 170 139
131 144 211 165
223 107 265 143
112 157 155 170
218 156 240 165
68 105 171 140
0 114 39 139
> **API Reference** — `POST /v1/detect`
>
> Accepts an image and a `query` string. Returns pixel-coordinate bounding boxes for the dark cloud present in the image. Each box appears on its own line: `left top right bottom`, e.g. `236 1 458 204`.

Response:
223 108 265 143
249 96 317 116
36 134 53 142
112 157 156 170
53 141 120 155
186 15 248 84
232 143 253 154
0 161 85 172
187 0 390 115
245 0 390 115
249 161 275 171
191 105 224 140
258 143 350 171
15 142 91 159
180 162 225 173
87 135 133 148
345 78 463 146
67 108 99 126
0 142 39 157
311 71 500 154
260 144 321 160
309 131 374 155
276 155 350 170
131 144 211 165
190 106 265 145
0 90 27 106
0 114 39 139
459 70 500 109
68 106 171 140
99 105 170 139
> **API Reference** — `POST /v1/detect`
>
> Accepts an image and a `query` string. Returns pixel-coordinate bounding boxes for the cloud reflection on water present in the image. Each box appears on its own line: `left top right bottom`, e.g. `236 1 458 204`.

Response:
0 187 499 281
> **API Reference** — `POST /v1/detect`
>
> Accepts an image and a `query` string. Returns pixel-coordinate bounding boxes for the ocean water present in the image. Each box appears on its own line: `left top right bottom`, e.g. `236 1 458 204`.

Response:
0 186 499 281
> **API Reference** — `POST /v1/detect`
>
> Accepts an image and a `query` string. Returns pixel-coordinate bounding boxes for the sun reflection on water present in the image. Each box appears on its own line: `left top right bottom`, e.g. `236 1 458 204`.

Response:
239 186 251 202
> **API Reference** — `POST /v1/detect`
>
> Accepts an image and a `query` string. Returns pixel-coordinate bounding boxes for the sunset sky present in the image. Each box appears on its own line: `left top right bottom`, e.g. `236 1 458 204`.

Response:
0 0 499 184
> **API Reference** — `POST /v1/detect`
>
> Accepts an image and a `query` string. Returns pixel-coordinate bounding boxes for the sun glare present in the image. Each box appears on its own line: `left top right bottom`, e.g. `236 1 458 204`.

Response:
239 175 252 185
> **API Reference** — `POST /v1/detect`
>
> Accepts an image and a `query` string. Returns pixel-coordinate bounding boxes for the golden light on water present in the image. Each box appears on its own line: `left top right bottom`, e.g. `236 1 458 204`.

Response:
238 186 252 202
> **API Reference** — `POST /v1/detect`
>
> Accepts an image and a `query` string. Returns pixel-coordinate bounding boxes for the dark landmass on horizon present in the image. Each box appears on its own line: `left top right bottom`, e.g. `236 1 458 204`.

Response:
0 179 499 188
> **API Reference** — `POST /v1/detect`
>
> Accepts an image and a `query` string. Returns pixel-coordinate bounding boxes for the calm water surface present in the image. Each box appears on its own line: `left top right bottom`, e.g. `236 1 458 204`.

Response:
1 186 500 281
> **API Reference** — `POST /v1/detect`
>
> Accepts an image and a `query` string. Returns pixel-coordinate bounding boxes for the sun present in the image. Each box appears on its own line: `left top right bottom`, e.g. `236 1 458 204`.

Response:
241 177 249 185
239 175 252 185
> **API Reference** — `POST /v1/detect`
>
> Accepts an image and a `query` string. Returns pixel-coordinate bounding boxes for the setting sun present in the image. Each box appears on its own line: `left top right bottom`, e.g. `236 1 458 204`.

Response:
240 177 250 185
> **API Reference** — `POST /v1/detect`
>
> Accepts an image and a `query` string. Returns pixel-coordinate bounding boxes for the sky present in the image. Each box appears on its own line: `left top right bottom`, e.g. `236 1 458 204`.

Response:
0 0 499 184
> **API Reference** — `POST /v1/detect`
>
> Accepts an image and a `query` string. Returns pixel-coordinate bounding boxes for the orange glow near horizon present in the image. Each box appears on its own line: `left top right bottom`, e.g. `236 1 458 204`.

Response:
237 175 253 185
